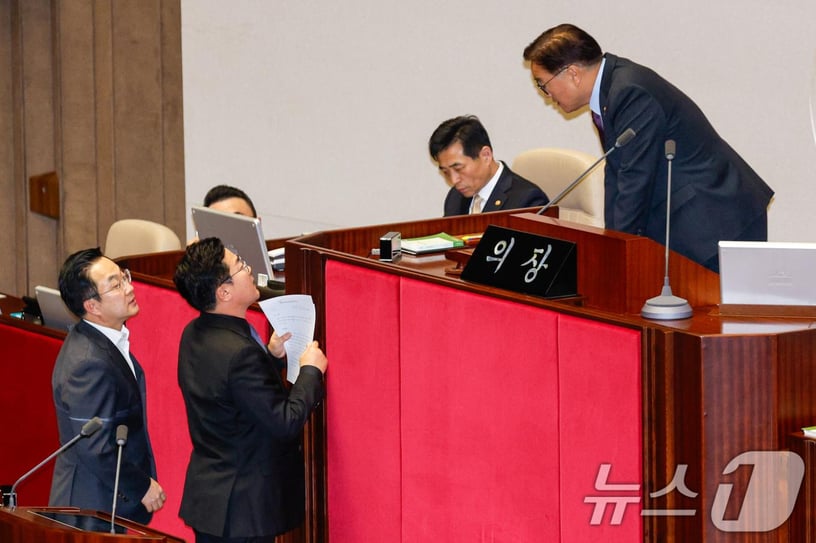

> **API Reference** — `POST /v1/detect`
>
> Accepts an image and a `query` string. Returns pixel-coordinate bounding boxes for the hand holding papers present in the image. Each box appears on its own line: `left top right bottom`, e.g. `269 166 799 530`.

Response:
259 295 316 383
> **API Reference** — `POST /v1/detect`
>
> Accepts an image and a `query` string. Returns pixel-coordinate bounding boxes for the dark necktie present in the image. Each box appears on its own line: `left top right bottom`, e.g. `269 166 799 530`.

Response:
592 111 605 143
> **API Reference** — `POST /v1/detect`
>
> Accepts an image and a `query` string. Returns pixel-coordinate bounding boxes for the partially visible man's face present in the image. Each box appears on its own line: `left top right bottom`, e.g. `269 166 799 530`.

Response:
531 63 587 114
86 257 139 329
435 141 494 198
208 197 255 218
222 248 260 307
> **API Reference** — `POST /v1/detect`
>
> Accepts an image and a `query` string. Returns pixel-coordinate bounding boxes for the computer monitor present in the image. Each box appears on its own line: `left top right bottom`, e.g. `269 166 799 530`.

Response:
718 240 816 306
34 285 80 332
190 205 278 286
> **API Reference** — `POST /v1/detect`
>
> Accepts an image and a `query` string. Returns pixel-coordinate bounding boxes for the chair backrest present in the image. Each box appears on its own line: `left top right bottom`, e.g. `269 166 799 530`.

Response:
104 219 182 259
511 147 605 227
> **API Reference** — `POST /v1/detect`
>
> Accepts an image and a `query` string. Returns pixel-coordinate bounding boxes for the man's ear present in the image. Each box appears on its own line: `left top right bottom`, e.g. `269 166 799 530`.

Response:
566 64 583 87
479 145 494 162
83 297 101 317
216 283 232 303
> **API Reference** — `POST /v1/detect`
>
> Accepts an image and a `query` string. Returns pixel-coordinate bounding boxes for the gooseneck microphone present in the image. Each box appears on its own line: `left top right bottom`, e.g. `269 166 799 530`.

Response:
4 417 102 508
110 424 128 533
536 127 637 215
641 140 693 320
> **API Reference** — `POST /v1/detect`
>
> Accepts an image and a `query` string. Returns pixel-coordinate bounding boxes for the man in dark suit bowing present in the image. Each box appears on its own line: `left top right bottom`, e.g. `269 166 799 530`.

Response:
174 237 327 543
50 248 166 526
523 24 774 272
429 115 549 216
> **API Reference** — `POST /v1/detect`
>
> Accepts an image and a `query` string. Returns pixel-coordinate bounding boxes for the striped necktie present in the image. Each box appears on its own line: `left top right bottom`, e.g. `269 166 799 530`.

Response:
471 194 484 214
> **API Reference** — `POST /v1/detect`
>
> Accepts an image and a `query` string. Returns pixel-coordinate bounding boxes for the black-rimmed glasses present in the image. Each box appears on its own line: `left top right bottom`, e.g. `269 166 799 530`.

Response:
536 65 569 97
221 255 251 285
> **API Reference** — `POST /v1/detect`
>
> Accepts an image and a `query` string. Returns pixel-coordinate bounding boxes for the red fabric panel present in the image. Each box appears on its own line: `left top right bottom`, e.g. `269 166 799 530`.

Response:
558 315 642 541
0 323 62 505
128 281 198 541
400 279 562 542
325 261 402 543
128 281 270 540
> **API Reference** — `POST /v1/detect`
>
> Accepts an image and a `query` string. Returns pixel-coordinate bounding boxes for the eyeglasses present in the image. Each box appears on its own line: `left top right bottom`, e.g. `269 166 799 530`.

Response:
221 255 251 285
536 65 569 97
98 269 132 297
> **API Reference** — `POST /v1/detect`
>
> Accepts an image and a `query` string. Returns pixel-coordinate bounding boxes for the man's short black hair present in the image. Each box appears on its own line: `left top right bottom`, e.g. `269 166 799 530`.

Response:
203 185 258 218
59 247 105 317
429 115 492 161
523 23 603 73
174 237 231 312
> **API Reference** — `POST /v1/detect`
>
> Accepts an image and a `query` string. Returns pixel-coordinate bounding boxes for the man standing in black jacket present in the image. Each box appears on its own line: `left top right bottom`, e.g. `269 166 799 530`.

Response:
174 237 327 543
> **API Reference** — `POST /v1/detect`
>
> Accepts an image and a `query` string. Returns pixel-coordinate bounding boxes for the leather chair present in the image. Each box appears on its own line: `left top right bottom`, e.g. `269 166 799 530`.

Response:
104 219 182 259
511 148 605 227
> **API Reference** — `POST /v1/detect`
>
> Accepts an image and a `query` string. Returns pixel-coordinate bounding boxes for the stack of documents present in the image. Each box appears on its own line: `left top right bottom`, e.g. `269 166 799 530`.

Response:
401 232 464 255
259 294 315 383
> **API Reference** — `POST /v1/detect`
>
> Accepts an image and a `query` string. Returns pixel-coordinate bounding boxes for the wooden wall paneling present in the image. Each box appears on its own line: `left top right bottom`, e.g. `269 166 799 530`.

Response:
20 0 59 293
57 0 101 257
0 0 19 293
1 0 184 296
159 0 186 237
111 1 165 223
91 0 115 246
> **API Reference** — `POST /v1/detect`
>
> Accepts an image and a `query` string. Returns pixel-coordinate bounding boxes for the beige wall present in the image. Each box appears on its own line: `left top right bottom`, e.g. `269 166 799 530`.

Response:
0 0 185 296
181 1 816 243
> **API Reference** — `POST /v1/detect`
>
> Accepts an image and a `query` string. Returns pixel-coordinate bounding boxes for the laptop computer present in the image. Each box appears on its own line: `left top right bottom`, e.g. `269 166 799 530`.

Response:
190 205 279 287
718 241 816 306
35 285 80 332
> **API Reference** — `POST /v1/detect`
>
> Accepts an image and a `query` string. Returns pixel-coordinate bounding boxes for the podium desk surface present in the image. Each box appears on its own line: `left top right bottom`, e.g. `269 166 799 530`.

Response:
0 506 185 542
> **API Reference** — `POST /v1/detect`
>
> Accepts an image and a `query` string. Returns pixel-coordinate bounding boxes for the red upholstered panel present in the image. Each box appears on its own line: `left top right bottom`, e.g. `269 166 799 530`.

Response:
558 315 642 541
0 323 63 506
325 261 402 543
323 263 643 542
129 280 270 540
400 279 561 542
128 281 197 541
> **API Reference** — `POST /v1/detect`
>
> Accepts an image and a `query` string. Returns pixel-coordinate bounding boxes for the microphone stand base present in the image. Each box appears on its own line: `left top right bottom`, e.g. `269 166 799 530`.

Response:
641 294 693 320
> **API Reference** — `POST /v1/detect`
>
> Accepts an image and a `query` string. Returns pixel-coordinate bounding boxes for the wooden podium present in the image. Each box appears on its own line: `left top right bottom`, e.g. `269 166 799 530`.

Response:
284 208 816 543
0 507 184 542
7 207 810 543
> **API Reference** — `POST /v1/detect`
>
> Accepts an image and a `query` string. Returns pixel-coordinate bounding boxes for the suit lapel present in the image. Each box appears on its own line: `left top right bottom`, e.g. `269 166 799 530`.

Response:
597 54 618 148
131 351 158 477
483 164 512 212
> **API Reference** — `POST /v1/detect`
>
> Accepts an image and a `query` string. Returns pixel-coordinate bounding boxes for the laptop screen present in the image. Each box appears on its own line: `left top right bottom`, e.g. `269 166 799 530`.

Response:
190 206 277 286
35 285 80 332
718 241 816 306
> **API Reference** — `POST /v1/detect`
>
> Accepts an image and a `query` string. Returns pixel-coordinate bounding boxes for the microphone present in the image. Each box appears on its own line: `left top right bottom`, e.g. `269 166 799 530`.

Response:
536 127 636 215
4 417 102 508
641 139 693 320
110 424 128 533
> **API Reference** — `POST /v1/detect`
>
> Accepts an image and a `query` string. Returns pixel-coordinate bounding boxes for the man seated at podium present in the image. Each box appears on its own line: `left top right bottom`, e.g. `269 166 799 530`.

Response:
429 115 550 216
204 184 258 218
50 248 166 526
173 238 327 542
522 24 774 272
188 184 260 246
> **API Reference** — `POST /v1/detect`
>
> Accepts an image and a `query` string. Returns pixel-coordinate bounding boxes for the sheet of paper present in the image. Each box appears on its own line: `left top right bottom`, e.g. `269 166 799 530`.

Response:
258 294 315 383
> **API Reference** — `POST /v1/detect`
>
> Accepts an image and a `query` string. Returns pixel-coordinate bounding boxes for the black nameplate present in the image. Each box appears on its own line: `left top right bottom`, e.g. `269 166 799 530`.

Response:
461 225 577 298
